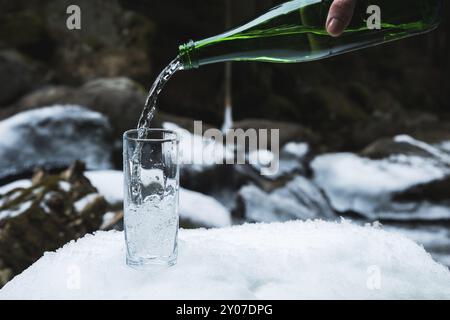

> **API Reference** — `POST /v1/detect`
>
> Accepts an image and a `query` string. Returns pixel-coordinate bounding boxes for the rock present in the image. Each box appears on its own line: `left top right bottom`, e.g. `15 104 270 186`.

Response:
14 86 75 110
361 138 436 160
0 105 113 181
10 79 145 139
362 135 450 164
1 0 154 83
232 119 320 148
0 161 108 287
0 50 37 106
233 176 335 223
393 176 450 203
6 79 214 143
69 78 146 138
181 165 238 194
0 8 47 50
44 0 154 82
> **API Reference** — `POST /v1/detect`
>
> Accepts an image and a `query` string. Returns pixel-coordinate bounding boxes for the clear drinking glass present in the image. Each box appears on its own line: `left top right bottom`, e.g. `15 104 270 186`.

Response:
123 129 180 269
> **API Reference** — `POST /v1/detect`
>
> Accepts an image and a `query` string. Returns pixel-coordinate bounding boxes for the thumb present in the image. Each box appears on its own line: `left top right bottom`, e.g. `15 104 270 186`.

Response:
326 0 357 37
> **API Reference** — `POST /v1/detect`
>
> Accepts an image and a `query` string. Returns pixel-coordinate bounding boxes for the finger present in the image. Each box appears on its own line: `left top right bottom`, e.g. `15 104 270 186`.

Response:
326 0 357 37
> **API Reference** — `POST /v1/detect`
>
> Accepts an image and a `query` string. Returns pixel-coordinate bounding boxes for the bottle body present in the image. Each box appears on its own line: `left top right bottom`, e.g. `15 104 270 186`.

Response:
179 0 443 69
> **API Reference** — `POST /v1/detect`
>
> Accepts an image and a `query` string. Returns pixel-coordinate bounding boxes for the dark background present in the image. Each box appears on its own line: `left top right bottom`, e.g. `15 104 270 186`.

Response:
1 0 449 152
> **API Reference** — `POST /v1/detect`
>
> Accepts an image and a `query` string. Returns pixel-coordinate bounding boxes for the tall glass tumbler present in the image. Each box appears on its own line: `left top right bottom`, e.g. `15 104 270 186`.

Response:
123 129 180 268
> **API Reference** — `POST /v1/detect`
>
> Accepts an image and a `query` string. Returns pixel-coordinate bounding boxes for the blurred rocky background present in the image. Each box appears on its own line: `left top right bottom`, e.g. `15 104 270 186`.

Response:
0 0 449 287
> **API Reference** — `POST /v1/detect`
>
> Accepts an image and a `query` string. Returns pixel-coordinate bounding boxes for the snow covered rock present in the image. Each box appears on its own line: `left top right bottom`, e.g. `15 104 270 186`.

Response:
0 105 113 180
247 142 310 180
234 176 335 223
0 162 108 287
85 170 232 228
312 145 450 220
1 220 450 300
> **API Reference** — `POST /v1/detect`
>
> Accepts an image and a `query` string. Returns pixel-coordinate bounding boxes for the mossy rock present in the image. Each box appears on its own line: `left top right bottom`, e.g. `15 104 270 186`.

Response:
0 161 108 288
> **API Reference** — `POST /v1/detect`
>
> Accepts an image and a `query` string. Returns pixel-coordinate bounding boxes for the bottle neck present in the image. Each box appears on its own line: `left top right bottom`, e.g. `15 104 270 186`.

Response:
179 40 199 70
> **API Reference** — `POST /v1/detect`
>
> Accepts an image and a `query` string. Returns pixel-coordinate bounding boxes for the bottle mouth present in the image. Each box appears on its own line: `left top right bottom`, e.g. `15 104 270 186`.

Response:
179 40 199 70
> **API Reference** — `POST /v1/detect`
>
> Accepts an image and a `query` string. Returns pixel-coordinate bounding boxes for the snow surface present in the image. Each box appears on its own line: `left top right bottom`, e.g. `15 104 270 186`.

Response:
85 170 231 228
311 153 450 219
1 220 450 300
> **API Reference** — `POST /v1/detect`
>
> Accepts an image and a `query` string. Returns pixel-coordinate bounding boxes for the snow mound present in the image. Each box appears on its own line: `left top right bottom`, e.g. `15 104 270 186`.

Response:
85 170 231 228
1 220 449 300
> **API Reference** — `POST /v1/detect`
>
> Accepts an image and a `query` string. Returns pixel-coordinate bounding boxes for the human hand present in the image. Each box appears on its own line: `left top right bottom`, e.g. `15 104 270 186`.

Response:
326 0 357 37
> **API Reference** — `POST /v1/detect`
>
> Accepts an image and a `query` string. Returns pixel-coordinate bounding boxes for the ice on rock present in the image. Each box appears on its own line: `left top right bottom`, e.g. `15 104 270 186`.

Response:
238 176 335 223
311 153 450 219
395 135 450 165
1 220 450 300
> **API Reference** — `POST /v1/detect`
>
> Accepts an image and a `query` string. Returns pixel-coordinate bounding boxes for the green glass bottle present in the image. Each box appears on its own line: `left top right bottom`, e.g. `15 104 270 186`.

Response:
179 0 443 69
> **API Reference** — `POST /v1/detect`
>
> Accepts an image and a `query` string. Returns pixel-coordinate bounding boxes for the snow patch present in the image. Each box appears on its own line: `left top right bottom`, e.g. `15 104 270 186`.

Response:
74 194 101 212
0 180 31 195
283 142 309 158
85 171 123 204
